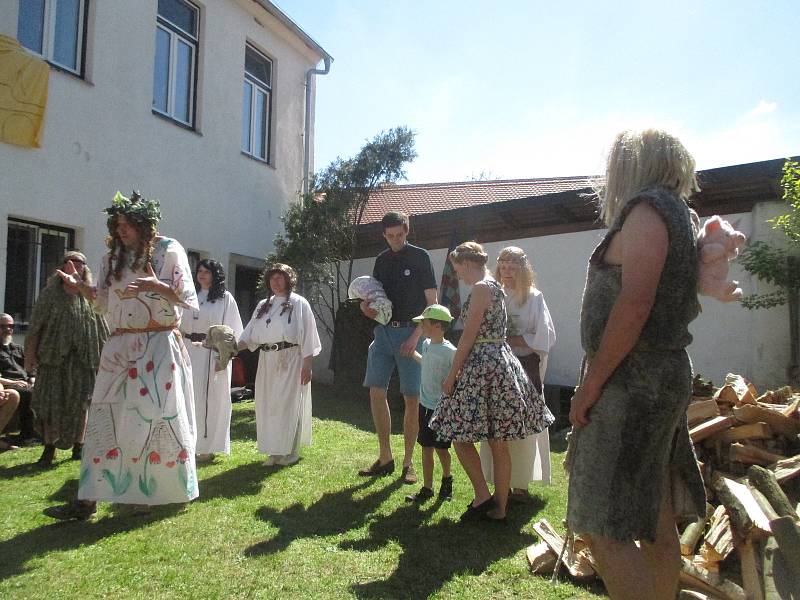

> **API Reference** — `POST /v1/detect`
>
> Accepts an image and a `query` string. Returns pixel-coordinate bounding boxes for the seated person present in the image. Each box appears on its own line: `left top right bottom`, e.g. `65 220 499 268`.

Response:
0 313 37 443
0 383 21 451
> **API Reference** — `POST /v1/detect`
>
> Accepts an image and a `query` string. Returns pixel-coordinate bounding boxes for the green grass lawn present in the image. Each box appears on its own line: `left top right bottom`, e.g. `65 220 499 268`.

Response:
0 384 605 599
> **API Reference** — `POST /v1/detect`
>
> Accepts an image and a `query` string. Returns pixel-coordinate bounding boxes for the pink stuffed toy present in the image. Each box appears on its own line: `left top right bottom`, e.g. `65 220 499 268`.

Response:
697 215 747 302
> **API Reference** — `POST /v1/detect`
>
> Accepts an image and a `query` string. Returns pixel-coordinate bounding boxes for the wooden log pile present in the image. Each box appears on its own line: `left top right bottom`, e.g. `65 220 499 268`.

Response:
527 374 800 599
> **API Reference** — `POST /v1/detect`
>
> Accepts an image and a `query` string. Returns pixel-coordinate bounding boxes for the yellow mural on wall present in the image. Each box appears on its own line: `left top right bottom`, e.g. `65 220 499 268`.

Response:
0 34 49 148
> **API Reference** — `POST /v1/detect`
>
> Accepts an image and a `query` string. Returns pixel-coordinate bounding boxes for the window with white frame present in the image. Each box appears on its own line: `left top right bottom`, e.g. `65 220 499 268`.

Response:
152 0 198 126
17 0 87 75
4 219 75 326
242 45 273 163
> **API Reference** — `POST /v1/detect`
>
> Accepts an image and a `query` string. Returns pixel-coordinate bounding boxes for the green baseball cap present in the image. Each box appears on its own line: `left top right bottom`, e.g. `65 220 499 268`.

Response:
412 304 454 323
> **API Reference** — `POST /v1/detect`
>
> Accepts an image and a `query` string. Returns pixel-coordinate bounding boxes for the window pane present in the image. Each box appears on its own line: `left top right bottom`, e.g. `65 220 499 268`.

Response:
4 224 37 323
152 27 171 112
157 0 197 37
245 46 271 87
255 89 268 160
18 0 46 54
52 0 81 70
174 39 193 123
39 230 68 291
242 81 252 152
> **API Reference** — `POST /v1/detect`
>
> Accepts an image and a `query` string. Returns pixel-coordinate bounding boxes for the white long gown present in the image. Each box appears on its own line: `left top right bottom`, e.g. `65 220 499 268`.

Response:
183 289 243 455
239 292 321 456
481 287 556 488
79 238 199 505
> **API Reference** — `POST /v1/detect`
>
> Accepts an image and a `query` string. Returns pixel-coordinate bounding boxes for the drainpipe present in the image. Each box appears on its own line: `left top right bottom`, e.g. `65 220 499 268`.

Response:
303 57 331 197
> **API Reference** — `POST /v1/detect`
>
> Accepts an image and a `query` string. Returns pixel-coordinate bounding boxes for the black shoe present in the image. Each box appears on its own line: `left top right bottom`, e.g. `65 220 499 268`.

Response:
36 444 56 467
459 496 495 522
71 443 83 460
405 486 434 503
358 459 395 477
44 500 97 521
438 476 453 501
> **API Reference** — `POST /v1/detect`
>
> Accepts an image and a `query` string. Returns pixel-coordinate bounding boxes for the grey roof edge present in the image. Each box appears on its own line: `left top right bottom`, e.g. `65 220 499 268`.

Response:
253 0 333 63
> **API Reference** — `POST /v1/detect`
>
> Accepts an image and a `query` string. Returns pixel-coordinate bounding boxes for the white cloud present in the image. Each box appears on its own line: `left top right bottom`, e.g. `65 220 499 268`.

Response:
747 100 778 117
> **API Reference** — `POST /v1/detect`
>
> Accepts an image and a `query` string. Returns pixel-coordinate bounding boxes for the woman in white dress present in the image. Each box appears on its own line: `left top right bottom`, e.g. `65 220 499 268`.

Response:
239 263 321 466
182 259 243 462
480 246 556 500
46 191 199 520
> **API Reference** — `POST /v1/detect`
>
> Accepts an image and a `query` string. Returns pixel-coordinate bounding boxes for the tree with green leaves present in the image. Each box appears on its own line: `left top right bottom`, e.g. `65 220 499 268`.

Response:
739 158 800 383
266 126 417 338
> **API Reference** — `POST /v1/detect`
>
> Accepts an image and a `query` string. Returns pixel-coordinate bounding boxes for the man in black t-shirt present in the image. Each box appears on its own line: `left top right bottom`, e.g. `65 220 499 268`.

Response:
358 212 438 484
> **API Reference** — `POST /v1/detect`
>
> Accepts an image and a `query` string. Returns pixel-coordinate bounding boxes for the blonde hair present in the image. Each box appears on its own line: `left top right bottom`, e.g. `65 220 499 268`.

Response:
449 241 488 267
494 246 535 305
597 129 699 226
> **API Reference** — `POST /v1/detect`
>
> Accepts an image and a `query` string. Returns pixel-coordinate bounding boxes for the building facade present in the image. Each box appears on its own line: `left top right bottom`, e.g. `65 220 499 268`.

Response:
0 0 331 328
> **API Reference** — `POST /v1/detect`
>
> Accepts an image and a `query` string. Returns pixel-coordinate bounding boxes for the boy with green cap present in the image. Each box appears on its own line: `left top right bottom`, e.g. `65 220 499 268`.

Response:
405 304 456 503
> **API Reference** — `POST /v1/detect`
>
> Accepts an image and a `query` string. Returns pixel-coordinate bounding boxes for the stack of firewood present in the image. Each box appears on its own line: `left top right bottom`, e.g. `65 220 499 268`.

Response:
527 375 800 600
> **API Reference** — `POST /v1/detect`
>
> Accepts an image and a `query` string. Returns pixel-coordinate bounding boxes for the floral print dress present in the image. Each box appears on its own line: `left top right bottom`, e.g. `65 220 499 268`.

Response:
78 238 199 505
430 280 554 443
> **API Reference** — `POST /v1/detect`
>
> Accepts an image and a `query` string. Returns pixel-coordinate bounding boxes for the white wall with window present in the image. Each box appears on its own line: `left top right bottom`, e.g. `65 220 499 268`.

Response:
16 0 87 75
0 1 331 338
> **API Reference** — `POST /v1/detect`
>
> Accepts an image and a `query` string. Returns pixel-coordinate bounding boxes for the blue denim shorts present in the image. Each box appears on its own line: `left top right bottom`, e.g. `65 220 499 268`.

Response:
363 324 424 397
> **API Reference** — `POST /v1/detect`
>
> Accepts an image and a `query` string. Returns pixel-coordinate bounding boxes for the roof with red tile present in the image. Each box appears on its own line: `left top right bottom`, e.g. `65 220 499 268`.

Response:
361 175 594 224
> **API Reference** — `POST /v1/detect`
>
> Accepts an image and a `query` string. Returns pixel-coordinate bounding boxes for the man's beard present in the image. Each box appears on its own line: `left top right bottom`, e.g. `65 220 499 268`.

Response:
1 334 11 345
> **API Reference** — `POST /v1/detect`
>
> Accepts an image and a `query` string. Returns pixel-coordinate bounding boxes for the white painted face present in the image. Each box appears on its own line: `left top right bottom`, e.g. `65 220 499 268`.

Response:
382 224 408 252
196 265 213 290
115 215 141 249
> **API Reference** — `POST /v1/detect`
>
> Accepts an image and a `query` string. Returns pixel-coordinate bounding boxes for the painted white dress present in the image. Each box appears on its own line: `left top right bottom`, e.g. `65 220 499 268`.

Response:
480 287 556 487
183 289 243 455
78 238 199 505
239 292 321 457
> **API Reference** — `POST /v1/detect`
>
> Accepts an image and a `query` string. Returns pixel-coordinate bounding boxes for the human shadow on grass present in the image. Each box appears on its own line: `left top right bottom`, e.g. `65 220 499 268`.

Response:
0 460 277 580
342 497 545 599
244 477 404 557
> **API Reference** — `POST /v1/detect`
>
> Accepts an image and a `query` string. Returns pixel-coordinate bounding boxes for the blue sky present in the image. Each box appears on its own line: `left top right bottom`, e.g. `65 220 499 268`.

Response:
276 0 799 183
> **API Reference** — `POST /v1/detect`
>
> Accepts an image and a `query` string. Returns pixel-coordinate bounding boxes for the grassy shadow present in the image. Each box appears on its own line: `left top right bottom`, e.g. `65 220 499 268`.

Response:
312 383 408 434
245 477 403 557
344 498 544 599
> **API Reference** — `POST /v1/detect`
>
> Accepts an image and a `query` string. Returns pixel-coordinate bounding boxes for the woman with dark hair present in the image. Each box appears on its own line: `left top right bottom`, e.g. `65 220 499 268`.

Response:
182 259 243 462
47 191 199 520
25 251 109 467
239 263 321 466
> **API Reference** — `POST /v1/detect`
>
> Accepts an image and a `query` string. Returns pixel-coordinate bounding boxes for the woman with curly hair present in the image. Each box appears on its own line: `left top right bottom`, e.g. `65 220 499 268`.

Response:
239 263 321 466
182 259 243 462
25 251 109 467
47 191 199 520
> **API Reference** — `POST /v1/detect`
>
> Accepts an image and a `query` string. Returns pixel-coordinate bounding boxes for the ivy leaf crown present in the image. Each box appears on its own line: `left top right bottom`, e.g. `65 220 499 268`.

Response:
103 190 161 227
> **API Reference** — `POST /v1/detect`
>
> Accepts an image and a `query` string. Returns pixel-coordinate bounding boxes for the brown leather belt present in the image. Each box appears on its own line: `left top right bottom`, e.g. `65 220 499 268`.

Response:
112 325 177 336
184 332 207 342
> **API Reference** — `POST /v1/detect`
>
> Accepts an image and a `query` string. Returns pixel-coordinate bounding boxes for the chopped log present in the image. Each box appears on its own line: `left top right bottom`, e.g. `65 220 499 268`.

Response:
733 404 800 438
715 374 757 405
761 536 800 600
679 557 746 600
701 505 734 564
749 487 780 522
525 541 557 573
687 399 720 426
714 422 773 443
772 454 800 484
769 516 800 578
756 385 794 404
681 515 710 556
690 415 736 443
729 442 787 466
781 397 799 417
678 591 712 600
712 475 771 536
747 464 797 519
531 519 595 580
737 536 764 600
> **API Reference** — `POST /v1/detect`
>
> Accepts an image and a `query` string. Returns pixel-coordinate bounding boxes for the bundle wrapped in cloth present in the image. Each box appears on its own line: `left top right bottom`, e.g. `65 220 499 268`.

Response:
348 276 393 325
203 325 239 371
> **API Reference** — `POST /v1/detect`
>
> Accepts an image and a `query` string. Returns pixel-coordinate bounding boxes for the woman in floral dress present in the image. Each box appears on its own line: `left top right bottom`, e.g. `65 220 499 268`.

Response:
46 191 199 520
430 242 553 521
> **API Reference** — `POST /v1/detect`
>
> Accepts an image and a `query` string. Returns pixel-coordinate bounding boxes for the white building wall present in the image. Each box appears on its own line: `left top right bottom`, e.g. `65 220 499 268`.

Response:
318 201 791 390
0 0 323 318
